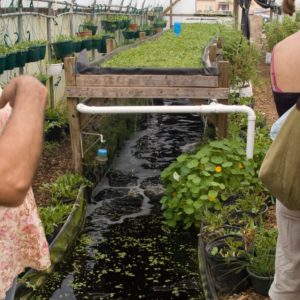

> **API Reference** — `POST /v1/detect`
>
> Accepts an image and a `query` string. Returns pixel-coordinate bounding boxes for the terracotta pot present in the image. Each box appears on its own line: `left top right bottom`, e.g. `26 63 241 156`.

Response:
76 31 92 37
128 23 138 32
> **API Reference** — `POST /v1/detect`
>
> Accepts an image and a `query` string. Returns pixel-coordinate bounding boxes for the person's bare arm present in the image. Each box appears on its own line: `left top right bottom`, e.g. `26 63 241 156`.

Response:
0 76 48 207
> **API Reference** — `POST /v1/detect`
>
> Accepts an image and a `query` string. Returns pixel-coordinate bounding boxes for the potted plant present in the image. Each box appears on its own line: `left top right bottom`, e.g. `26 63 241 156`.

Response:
46 57 63 77
26 40 41 63
245 227 277 295
139 24 153 36
71 35 82 53
98 34 114 53
35 40 48 60
247 254 275 296
200 208 241 244
52 35 74 60
44 107 68 142
0 45 7 74
4 46 17 70
128 22 138 32
35 73 48 86
234 189 268 216
81 35 93 51
92 33 104 51
80 19 98 36
14 41 29 67
205 234 251 294
153 18 167 29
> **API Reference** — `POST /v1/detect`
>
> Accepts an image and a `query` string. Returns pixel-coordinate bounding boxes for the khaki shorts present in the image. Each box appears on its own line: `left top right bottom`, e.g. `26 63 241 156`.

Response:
269 200 300 300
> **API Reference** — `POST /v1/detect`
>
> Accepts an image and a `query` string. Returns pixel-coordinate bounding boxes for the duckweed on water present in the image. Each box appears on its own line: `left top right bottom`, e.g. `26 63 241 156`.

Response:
102 23 220 68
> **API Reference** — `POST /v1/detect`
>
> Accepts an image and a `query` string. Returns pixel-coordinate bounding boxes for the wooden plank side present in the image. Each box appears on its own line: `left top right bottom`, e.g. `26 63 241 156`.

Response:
65 86 229 99
75 74 219 88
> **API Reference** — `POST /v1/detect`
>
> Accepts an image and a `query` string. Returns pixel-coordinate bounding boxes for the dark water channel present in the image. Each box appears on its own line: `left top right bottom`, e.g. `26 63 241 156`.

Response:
37 99 205 300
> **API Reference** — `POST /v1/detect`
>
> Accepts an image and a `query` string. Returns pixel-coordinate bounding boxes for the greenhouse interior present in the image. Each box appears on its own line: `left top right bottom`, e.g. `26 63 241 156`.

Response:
0 0 299 299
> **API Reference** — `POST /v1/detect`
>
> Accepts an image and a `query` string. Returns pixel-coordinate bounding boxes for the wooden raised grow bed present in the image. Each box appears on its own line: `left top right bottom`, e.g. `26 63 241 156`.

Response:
64 27 230 173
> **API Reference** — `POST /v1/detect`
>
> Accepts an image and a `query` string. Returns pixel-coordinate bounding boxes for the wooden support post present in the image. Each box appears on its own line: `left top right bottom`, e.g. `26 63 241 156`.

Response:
216 61 229 138
209 43 217 65
234 0 239 29
106 38 114 53
47 1 55 108
139 31 146 41
64 57 82 173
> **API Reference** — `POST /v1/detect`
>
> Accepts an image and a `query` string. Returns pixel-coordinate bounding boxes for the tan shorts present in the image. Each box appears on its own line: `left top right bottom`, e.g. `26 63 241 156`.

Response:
269 200 300 300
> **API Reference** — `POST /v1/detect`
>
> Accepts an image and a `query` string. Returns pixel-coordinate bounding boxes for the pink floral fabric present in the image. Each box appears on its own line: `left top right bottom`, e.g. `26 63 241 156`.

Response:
0 102 51 299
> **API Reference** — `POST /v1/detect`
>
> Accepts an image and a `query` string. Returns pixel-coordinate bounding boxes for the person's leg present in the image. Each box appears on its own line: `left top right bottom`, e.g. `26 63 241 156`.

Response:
269 200 300 300
5 278 17 300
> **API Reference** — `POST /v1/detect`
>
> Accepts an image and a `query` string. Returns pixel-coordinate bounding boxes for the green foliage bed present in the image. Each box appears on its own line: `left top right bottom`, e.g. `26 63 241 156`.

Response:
102 23 219 68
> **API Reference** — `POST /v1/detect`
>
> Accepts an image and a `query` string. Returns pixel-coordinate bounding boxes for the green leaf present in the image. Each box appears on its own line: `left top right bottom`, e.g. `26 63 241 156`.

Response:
222 161 233 167
173 171 180 181
187 159 198 169
183 206 195 215
177 154 188 163
200 157 209 164
211 156 223 164
193 200 203 210
208 190 218 199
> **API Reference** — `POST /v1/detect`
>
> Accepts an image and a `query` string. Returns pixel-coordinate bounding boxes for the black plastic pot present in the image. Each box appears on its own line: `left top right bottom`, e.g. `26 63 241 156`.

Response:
52 40 74 59
123 31 136 40
81 39 93 51
38 45 47 60
92 38 102 51
0 55 6 74
200 225 241 244
27 46 40 62
5 52 16 70
247 267 274 296
205 234 250 294
98 35 112 53
73 41 82 53
15 50 28 67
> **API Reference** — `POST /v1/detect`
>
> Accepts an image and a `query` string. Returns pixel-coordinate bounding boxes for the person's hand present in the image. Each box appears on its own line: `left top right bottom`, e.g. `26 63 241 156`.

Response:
0 75 48 109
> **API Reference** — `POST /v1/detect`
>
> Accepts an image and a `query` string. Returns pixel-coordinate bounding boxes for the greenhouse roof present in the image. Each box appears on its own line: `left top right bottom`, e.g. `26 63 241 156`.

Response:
0 0 170 9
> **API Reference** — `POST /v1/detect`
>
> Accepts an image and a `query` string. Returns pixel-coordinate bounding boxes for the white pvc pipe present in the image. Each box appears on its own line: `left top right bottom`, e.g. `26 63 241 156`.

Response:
77 103 256 159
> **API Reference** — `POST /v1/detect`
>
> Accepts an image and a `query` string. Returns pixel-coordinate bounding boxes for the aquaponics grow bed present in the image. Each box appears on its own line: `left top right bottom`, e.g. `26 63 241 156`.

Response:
64 24 230 173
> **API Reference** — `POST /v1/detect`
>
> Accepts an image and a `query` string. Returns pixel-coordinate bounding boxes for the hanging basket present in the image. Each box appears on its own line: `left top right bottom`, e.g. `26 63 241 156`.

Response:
73 41 82 53
128 23 138 32
46 63 63 76
122 31 137 40
76 31 92 38
80 24 98 35
98 35 112 53
52 40 74 59
81 39 93 51
27 46 40 63
0 55 6 74
5 52 16 70
92 38 102 51
38 45 47 60
15 50 28 67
